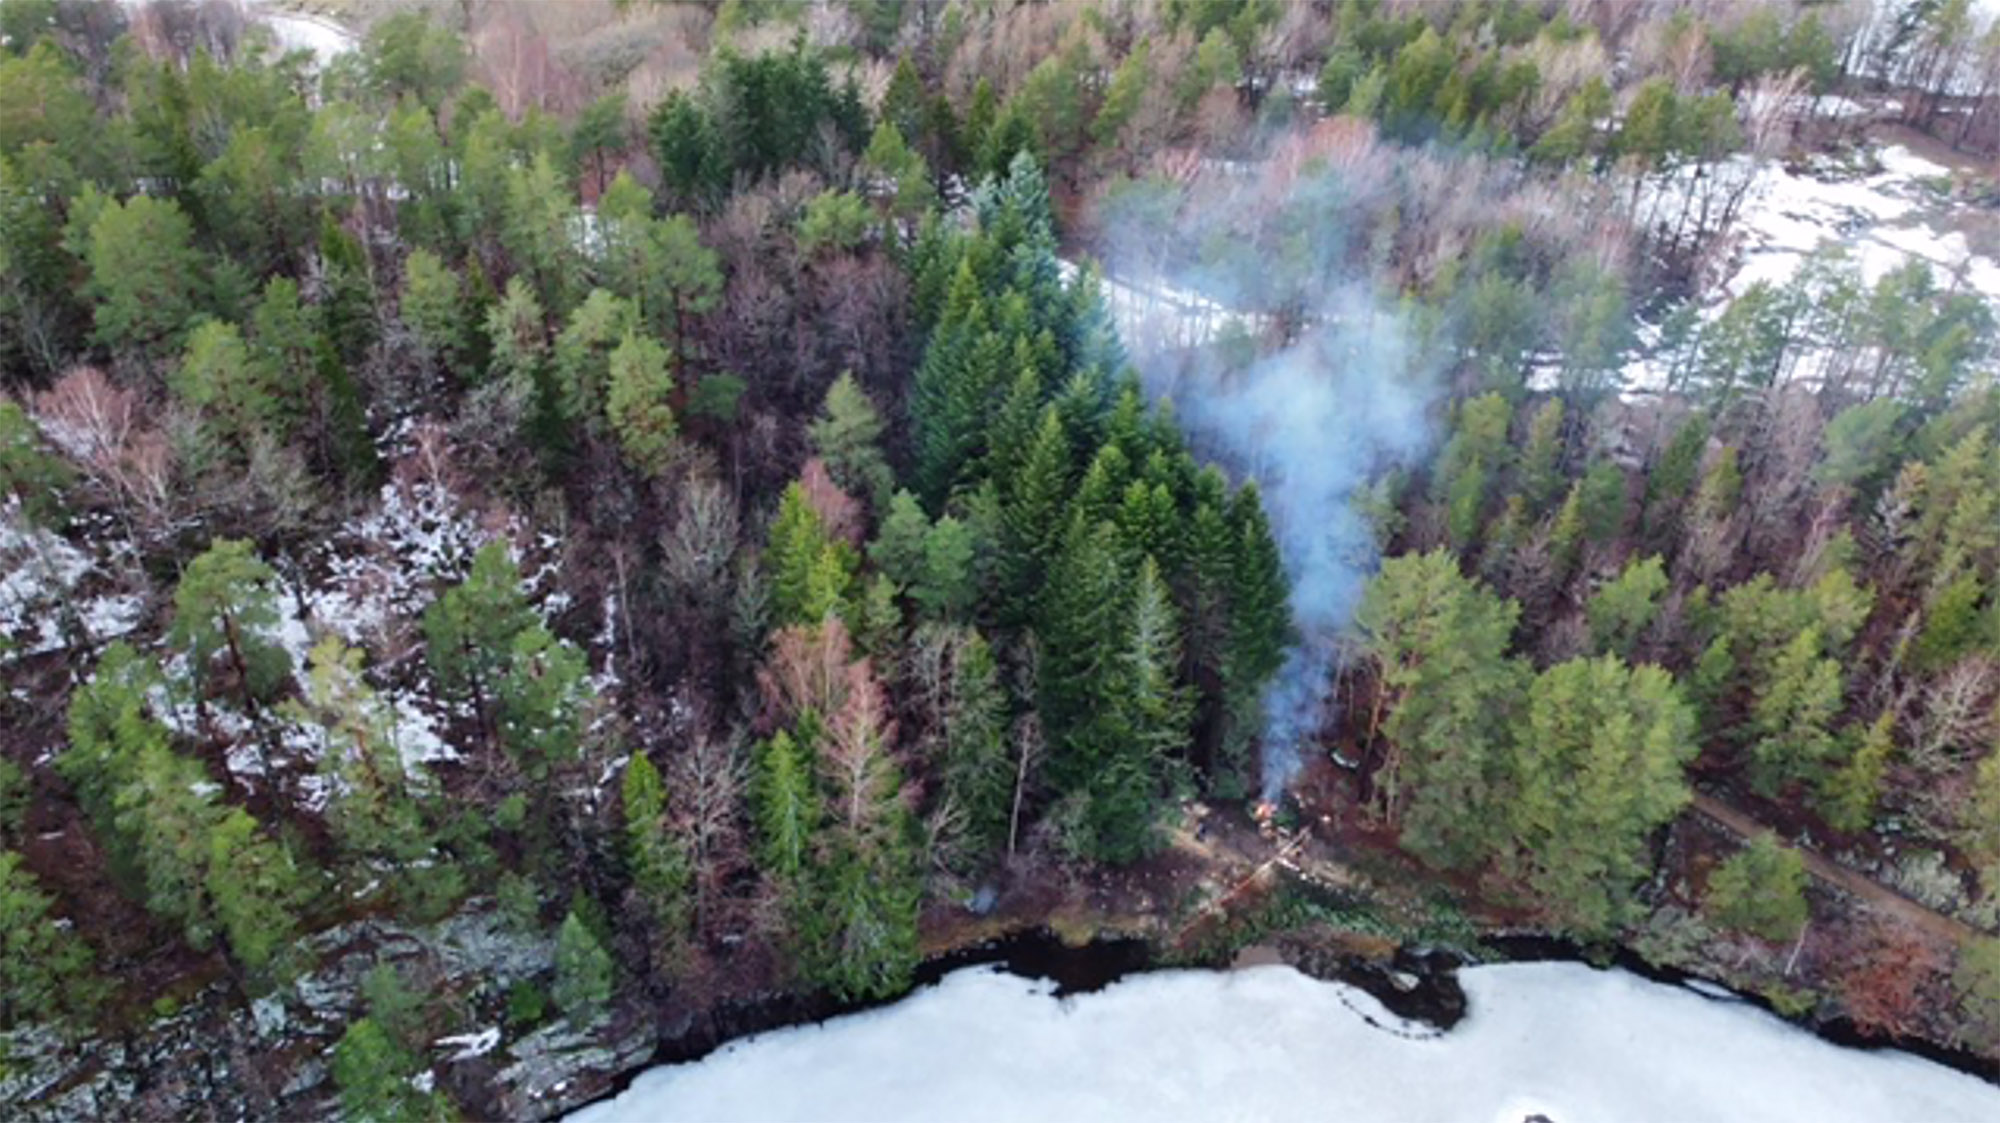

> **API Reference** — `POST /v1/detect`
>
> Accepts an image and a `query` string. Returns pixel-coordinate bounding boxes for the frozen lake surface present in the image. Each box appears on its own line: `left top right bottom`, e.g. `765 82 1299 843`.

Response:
568 961 1998 1123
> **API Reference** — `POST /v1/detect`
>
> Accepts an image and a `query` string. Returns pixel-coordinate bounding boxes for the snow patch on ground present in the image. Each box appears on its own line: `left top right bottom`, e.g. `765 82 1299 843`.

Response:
1725 146 1993 302
568 963 2000 1123
0 507 145 658
303 479 493 650
437 1026 502 1061
1058 259 1271 352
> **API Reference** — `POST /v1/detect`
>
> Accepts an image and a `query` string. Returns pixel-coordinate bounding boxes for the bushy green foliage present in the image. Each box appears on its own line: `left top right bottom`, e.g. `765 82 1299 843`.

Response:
0 851 100 1029
1704 833 1809 943
554 909 615 1023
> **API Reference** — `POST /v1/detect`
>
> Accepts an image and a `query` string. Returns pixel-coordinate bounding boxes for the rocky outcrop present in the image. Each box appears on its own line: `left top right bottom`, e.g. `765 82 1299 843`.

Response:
0 902 656 1121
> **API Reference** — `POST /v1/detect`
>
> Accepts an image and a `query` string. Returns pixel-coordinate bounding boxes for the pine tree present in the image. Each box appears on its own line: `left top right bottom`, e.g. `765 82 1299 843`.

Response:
1705 833 1809 942
1511 656 1696 936
115 742 224 950
1913 571 1986 671
869 490 932 591
401 248 469 378
501 152 583 317
423 541 537 747
0 850 100 1029
0 399 72 526
173 320 285 453
809 373 894 508
752 729 818 879
170 538 292 714
1354 550 1526 869
60 644 169 884
1821 712 1894 833
913 515 977 622
621 752 692 959
604 331 678 476
495 626 590 784
1432 392 1512 549
82 192 205 357
333 1017 445 1123
553 289 636 427
485 276 549 392
1586 555 1669 658
317 216 379 371
1748 627 1844 796
286 638 445 913
942 631 1012 857
206 807 308 977
1519 398 1567 513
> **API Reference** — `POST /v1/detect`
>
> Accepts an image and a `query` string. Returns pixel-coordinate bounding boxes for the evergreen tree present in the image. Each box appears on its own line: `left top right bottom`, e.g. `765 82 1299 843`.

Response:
1511 656 1696 936
765 483 855 625
1431 392 1512 549
621 752 692 959
869 490 932 590
0 398 71 526
997 407 1071 625
495 626 591 784
1219 483 1294 785
501 152 584 317
1913 571 1986 671
423 541 537 745
1821 712 1894 834
552 288 635 428
809 373 894 508
115 742 224 951
0 850 100 1029
1705 833 1809 943
648 90 726 207
286 638 449 915
81 192 205 357
752 729 818 878
169 538 292 714
316 217 378 371
941 630 1012 857
206 807 308 976
553 908 615 1024
1586 555 1669 659
1748 626 1844 796
604 331 678 476
1518 398 1566 513
400 247 465 375
1354 551 1526 869
333 1018 430 1123
173 320 285 453
911 261 1000 506
912 516 977 622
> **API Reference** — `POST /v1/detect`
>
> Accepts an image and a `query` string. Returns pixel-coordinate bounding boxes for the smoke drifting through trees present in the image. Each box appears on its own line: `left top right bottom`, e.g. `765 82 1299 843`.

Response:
1132 289 1436 799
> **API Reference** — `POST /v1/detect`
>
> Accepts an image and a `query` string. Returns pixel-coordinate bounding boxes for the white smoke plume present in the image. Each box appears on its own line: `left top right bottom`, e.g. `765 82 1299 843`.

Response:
1143 296 1437 798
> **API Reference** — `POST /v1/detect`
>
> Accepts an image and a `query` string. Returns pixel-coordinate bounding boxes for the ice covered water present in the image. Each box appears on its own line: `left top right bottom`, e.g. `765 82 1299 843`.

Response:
569 961 1998 1123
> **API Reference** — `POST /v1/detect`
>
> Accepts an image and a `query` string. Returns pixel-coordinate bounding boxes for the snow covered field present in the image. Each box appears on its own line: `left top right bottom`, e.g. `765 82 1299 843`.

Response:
567 962 1998 1123
1725 145 2000 302
247 0 355 62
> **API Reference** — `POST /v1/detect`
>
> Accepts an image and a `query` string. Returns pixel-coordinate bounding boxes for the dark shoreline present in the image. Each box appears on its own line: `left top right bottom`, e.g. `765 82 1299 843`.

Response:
571 925 1998 1119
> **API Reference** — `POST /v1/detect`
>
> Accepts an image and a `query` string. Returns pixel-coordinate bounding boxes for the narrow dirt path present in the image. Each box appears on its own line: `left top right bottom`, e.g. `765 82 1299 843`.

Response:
1688 792 1985 946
